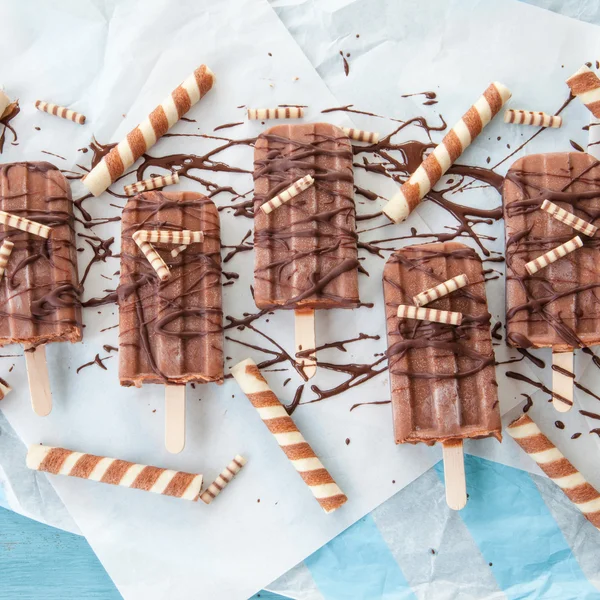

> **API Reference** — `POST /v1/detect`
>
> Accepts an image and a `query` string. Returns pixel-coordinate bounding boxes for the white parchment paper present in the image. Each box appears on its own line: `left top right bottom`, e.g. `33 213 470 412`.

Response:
1 1 600 599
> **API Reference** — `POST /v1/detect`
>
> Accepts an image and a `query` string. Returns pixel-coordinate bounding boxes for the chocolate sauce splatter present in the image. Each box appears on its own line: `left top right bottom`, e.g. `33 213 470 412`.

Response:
401 91 438 106
555 420 565 430
0 102 20 153
522 394 533 412
339 51 350 76
76 354 112 374
571 432 582 439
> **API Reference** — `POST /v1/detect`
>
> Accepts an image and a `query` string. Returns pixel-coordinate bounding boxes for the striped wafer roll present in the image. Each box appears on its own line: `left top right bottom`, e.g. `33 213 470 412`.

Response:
247 107 304 120
0 239 14 280
566 65 600 118
0 377 11 401
199 455 247 505
541 200 597 237
504 110 562 128
34 100 86 125
413 274 469 307
397 304 462 326
231 358 347 513
133 229 204 245
26 445 203 501
124 172 180 196
507 414 600 530
524 236 583 275
0 210 51 238
383 82 511 223
341 127 380 143
133 237 170 281
83 65 214 197
261 175 314 214
171 244 187 258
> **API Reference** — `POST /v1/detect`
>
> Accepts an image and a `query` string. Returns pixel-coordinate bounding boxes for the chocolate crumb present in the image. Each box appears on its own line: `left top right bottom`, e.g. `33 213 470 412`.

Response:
555 420 565 430
430 548 436 555
571 432 582 439
345 438 350 445
34 126 40 131
152 409 156 413
257 499 260 503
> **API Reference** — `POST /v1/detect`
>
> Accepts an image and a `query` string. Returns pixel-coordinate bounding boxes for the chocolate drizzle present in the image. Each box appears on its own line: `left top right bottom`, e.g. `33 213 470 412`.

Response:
0 162 82 347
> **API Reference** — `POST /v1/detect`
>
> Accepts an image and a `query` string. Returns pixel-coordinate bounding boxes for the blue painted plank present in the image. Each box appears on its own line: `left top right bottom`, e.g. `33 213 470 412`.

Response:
0 506 122 600
436 455 600 600
305 514 416 600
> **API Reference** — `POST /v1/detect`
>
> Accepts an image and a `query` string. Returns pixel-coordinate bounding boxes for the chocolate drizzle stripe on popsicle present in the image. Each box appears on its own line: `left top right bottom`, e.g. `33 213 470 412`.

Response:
253 123 360 310
507 414 600 529
504 152 600 351
231 358 347 513
27 445 202 500
119 191 223 387
384 242 500 446
0 162 81 347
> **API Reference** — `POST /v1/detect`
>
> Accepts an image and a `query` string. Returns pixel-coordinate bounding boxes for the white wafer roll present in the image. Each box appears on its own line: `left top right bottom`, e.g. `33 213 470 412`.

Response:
0 377 11 401
171 245 187 258
541 200 597 237
27 445 202 500
397 304 462 326
261 175 314 214
0 210 51 238
525 236 583 276
133 229 204 245
34 100 86 125
0 239 14 280
133 236 170 281
567 65 600 118
504 110 562 128
231 358 348 513
507 414 600 530
341 127 380 143
83 64 214 197
199 455 247 505
383 81 511 223
247 107 304 120
413 274 469 307
123 172 180 196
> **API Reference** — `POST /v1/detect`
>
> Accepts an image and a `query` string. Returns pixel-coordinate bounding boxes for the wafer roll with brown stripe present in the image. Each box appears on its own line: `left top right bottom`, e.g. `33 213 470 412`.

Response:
26 445 203 500
383 82 511 223
524 236 583 275
0 377 11 401
35 100 86 125
397 304 463 326
260 175 314 214
0 239 14 280
170 244 187 258
133 229 204 245
231 358 347 513
413 274 469 307
541 200 597 237
504 110 562 128
132 236 170 281
199 455 247 504
0 210 51 238
124 173 180 196
507 414 600 529
248 107 304 120
341 127 380 143
83 65 214 197
567 65 600 118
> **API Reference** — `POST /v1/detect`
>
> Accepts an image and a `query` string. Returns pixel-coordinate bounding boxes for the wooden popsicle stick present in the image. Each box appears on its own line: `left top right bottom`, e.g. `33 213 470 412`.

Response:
165 385 186 454
442 441 467 510
295 308 316 379
24 344 52 416
552 351 574 412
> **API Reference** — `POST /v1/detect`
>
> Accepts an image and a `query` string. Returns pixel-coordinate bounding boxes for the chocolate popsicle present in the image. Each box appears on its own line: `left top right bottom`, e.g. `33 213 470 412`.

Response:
0 162 82 415
383 242 501 509
503 152 600 411
253 123 359 377
119 191 223 452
